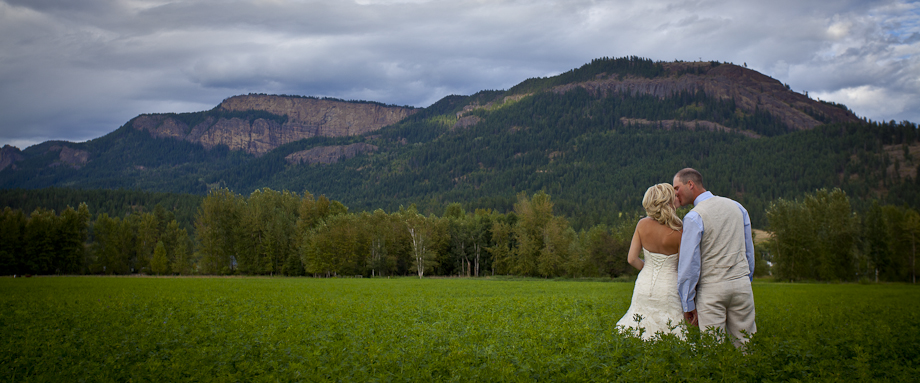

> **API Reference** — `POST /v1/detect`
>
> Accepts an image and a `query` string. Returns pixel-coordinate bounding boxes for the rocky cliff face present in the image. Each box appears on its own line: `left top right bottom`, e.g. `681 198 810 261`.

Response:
54 146 91 168
131 95 417 156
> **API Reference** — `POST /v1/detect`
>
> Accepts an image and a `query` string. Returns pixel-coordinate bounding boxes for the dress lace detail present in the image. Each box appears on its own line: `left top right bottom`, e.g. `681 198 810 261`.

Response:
616 248 686 340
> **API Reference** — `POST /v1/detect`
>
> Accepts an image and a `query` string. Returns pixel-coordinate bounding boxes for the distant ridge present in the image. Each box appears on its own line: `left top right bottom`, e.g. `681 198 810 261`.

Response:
508 58 859 131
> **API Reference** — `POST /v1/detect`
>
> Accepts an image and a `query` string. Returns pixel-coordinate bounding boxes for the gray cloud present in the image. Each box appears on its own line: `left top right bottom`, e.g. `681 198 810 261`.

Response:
2 0 918 149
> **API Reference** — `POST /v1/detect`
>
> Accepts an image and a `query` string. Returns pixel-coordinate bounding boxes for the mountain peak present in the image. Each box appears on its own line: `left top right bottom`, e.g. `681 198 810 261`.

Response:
0 145 23 172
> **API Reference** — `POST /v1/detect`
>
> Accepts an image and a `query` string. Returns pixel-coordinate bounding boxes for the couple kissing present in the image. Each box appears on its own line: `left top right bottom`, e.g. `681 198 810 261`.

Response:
616 168 756 348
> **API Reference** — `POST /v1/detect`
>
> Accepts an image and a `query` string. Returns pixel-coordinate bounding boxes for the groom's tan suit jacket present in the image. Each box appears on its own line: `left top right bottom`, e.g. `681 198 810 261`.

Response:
694 197 750 284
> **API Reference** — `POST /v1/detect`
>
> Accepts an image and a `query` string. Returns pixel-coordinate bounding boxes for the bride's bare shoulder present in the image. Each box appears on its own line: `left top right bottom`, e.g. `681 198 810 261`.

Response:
636 217 656 229
637 217 669 229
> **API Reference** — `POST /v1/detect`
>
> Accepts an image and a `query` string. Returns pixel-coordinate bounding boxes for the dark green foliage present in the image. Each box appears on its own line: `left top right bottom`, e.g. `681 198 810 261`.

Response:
863 205 920 283
864 201 893 280
767 188 920 283
766 189 858 281
0 204 89 275
4 182 920 281
0 187 201 232
87 207 192 275
0 208 26 274
0 126 251 194
818 98 852 112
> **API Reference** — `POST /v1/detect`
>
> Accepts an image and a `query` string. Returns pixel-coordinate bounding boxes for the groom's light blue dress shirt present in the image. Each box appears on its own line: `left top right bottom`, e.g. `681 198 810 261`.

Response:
677 191 756 313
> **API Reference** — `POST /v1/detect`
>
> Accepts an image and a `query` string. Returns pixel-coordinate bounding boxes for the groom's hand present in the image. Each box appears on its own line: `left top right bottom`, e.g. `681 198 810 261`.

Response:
684 310 699 327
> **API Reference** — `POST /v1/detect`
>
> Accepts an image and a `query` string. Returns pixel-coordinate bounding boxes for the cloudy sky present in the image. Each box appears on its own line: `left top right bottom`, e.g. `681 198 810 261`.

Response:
1 0 918 149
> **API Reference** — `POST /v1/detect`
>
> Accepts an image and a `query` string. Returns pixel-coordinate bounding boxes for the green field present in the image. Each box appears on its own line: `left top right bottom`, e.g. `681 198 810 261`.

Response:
2 277 918 382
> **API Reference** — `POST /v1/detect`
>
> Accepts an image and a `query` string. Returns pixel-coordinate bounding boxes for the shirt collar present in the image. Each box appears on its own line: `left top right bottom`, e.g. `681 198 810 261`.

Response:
694 191 714 206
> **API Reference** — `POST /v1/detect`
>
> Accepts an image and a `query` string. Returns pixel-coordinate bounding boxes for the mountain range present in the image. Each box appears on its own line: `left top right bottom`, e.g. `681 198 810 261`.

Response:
1 56 917 229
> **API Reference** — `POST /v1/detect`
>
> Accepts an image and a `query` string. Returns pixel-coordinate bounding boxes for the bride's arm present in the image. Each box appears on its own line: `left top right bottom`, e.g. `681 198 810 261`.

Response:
627 223 644 271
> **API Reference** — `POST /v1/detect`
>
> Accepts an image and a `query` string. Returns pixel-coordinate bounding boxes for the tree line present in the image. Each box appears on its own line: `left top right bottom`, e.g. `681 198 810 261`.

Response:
178 188 641 278
766 188 919 283
1 188 638 278
3 185 919 283
1 203 193 276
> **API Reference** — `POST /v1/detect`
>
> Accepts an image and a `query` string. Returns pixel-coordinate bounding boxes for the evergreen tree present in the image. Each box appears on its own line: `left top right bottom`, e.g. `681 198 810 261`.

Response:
171 223 193 275
150 240 170 275
903 209 920 284
512 191 555 277
864 202 892 281
0 208 27 275
23 208 57 274
195 188 241 275
487 219 514 275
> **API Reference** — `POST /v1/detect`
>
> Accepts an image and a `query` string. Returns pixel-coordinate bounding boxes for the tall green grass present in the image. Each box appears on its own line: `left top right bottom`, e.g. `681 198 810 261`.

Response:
1 277 917 382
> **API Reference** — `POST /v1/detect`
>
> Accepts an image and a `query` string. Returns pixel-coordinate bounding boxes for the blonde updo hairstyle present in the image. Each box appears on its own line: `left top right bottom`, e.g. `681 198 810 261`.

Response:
642 183 682 231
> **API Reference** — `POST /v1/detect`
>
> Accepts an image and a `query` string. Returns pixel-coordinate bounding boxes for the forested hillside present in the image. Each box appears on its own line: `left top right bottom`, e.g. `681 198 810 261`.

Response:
0 188 201 231
1 57 918 231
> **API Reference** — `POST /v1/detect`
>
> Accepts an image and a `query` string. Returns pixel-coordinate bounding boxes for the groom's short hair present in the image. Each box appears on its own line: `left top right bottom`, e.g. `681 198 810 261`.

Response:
676 168 704 188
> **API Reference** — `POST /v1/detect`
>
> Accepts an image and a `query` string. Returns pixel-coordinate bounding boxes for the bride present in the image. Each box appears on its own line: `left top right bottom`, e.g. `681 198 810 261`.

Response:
616 183 686 340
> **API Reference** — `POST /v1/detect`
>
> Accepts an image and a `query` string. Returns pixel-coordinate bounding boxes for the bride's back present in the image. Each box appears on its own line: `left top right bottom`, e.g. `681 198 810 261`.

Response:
637 217 681 255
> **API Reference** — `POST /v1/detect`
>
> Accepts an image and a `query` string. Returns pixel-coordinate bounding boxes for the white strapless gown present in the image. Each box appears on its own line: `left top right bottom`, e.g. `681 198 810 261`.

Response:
616 248 686 340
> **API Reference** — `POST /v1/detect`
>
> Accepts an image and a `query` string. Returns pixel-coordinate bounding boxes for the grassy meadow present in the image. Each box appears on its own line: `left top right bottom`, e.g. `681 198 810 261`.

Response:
2 277 918 382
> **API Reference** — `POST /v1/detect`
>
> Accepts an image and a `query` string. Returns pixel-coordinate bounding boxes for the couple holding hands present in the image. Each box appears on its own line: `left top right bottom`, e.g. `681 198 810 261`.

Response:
616 168 757 347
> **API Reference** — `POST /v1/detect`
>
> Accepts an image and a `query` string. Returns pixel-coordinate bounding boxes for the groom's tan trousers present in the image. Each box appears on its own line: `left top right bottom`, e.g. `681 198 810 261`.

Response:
697 277 756 347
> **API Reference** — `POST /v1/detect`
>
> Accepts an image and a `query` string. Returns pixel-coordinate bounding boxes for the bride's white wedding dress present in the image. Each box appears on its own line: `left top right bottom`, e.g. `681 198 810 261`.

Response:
616 248 686 340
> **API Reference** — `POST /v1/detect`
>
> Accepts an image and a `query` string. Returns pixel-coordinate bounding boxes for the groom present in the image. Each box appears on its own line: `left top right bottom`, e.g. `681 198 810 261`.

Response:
673 168 756 347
